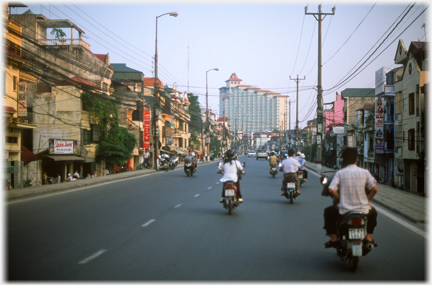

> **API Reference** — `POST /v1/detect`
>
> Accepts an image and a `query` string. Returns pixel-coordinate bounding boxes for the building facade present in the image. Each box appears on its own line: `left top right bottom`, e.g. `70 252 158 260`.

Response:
219 73 288 144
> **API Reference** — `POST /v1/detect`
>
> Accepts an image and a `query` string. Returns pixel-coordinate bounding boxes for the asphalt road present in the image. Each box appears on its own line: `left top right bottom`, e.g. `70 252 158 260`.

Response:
7 157 426 281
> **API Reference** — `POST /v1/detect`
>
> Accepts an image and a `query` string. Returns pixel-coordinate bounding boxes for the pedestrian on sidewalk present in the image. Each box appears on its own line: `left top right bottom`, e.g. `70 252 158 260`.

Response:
143 149 150 169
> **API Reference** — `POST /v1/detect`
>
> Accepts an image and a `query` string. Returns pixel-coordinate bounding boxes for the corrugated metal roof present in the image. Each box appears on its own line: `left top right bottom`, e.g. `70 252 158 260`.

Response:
111 63 144 82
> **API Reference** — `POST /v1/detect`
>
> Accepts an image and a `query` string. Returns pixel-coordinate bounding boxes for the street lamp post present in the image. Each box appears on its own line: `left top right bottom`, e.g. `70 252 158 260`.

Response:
204 68 218 161
152 11 178 170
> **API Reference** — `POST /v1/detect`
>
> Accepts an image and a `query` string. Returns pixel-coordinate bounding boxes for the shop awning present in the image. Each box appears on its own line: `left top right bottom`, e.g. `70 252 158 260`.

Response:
165 120 175 127
43 155 85 161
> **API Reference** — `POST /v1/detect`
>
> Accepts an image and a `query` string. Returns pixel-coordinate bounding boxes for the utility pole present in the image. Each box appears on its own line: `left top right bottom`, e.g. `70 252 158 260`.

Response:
306 4 335 174
290 75 305 153
288 100 294 148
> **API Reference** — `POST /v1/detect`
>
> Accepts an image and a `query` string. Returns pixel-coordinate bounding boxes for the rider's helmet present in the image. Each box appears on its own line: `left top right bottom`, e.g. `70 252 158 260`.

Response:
297 151 301 156
225 149 235 159
300 153 305 159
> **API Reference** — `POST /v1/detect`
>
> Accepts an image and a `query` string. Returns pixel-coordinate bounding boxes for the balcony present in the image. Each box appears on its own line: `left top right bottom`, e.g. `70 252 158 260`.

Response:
38 38 90 50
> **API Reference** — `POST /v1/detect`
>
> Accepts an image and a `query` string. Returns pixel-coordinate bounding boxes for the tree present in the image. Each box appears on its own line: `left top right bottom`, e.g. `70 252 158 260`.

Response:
81 91 136 166
209 133 221 158
187 92 203 149
96 127 136 166
50 28 66 39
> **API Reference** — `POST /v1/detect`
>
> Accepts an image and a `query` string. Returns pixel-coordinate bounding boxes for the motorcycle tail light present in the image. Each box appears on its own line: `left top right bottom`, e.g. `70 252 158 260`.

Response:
287 178 295 182
348 218 364 225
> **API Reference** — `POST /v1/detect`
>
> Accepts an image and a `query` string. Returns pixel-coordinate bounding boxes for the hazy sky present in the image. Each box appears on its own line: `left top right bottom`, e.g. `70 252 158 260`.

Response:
11 1 429 129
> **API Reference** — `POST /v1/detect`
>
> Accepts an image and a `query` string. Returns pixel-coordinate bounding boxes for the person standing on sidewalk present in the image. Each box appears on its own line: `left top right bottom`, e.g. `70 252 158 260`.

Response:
143 149 150 169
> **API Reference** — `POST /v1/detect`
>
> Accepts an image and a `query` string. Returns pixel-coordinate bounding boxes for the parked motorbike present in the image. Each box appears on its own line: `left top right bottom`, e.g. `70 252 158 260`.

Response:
320 175 375 271
218 161 246 215
158 154 170 172
184 156 194 176
270 164 278 177
169 156 179 170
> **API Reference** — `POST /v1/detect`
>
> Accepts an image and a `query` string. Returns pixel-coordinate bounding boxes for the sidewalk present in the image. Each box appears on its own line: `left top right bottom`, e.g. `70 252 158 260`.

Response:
5 159 218 202
305 162 427 224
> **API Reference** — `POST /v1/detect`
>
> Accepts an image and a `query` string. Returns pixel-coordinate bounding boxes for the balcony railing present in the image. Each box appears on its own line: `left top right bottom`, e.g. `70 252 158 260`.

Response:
38 38 90 50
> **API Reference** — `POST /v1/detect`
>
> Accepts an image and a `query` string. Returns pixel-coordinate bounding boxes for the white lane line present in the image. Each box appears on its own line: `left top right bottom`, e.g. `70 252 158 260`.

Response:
309 169 426 238
208 187 212 189
142 219 155 227
194 194 200 197
174 204 182 208
371 204 427 239
78 249 106 264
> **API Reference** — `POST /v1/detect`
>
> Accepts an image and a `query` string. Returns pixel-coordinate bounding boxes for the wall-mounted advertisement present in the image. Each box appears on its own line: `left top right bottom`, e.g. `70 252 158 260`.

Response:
375 67 385 96
143 109 151 150
17 82 27 117
49 139 78 154
375 97 385 153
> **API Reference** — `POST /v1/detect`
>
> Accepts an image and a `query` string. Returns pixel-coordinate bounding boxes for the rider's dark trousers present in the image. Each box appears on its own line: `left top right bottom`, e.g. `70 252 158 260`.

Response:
281 173 299 192
323 205 378 235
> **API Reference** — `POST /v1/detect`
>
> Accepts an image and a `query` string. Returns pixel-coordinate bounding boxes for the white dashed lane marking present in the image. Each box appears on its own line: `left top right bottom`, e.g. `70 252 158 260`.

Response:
142 219 156 227
78 250 106 264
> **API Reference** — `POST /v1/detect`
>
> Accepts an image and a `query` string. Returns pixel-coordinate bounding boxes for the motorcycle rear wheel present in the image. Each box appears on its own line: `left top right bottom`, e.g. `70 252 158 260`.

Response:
228 200 233 215
348 255 359 271
290 193 293 204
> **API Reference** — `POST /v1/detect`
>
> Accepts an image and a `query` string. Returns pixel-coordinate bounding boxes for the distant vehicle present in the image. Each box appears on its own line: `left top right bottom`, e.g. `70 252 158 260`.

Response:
256 149 267 160
280 149 288 159
247 150 256 157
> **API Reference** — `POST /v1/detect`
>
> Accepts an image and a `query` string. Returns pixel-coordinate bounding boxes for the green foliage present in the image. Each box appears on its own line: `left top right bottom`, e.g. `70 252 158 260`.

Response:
187 92 202 133
96 127 137 166
50 28 66 39
209 134 221 157
187 92 203 148
22 179 33 188
81 91 136 165
81 92 119 139
189 133 201 150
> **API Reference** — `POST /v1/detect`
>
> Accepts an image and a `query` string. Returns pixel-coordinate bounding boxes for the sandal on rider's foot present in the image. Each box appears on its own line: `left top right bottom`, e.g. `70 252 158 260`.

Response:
238 198 243 203
281 192 286 196
324 240 339 248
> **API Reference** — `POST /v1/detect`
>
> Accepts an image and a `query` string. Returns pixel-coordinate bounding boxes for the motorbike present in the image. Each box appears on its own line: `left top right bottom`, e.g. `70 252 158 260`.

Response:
218 161 246 215
320 175 375 271
169 156 179 170
297 170 304 186
184 156 195 176
270 164 278 177
158 154 170 172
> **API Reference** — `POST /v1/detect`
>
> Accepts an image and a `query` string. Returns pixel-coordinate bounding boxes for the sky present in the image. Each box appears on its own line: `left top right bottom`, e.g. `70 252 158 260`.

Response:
9 0 429 129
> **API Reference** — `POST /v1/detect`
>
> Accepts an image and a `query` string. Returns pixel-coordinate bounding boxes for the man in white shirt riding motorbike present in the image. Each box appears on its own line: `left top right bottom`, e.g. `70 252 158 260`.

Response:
280 149 302 195
323 147 378 248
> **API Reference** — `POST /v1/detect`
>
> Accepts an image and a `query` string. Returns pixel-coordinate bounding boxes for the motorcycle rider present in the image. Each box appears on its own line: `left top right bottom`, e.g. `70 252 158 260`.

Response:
279 149 302 195
297 153 308 183
268 151 278 173
323 147 378 248
219 149 245 203
185 148 197 173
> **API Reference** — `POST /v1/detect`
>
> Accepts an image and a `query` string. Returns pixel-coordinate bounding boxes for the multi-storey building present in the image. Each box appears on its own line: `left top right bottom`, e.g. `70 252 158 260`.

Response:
341 88 375 170
4 3 37 189
393 40 428 194
9 11 113 186
219 73 288 148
